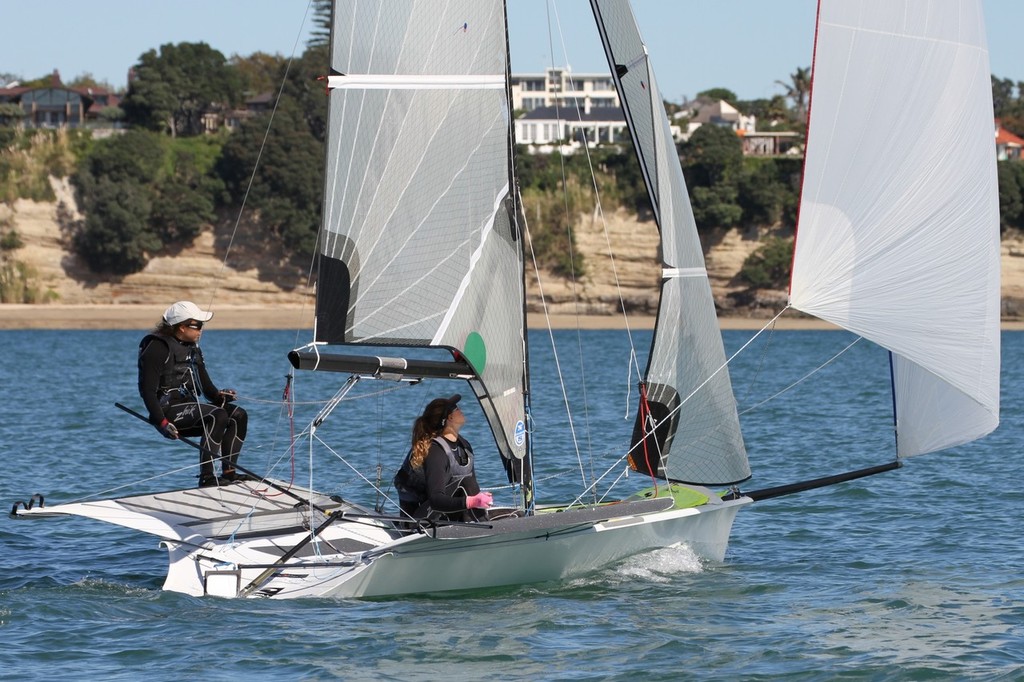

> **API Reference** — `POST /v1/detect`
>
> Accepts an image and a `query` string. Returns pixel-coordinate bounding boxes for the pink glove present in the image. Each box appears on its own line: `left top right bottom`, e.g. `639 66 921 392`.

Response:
465 491 493 510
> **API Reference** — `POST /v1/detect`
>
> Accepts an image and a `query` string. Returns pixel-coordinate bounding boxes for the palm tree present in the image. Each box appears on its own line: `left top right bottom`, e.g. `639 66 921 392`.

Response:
776 67 811 123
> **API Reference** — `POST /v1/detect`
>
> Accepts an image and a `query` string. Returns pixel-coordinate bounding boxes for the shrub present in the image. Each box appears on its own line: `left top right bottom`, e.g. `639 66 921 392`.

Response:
738 236 794 289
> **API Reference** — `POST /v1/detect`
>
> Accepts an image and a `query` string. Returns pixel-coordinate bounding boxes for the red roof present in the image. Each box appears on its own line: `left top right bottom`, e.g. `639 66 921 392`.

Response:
995 119 1024 148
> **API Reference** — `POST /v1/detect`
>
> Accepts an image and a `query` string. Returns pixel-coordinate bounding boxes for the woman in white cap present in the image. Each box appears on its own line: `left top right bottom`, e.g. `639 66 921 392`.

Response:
137 301 248 487
393 394 492 522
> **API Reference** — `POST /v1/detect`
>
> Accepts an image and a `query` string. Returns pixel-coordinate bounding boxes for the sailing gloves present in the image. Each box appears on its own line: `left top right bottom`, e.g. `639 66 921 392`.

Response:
466 491 493 510
158 419 179 440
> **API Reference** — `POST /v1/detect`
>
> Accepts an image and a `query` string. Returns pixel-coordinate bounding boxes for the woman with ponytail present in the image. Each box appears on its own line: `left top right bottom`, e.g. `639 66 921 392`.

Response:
393 394 492 522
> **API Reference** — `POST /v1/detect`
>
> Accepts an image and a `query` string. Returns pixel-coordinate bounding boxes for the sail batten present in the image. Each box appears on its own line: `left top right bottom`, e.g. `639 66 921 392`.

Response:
790 0 1000 457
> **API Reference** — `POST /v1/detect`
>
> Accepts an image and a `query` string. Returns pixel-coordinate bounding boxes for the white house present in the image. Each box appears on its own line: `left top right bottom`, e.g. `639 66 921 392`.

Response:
511 67 620 114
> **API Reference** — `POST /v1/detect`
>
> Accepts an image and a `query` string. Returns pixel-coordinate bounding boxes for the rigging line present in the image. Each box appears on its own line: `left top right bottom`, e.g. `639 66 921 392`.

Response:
735 311 780 405
737 335 863 417
620 307 794 468
60 461 204 505
205 1 316 310
523 212 588 493
312 433 402 511
547 1 638 364
543 0 597 495
596 465 632 505
230 382 408 405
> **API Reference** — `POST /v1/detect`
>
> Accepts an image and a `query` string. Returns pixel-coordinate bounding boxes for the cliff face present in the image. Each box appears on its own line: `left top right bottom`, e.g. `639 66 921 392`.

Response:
3 181 1024 318
1 179 312 306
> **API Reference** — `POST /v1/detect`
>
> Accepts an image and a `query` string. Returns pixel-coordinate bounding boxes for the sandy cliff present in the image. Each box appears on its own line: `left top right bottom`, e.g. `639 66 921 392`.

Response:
2 181 1023 320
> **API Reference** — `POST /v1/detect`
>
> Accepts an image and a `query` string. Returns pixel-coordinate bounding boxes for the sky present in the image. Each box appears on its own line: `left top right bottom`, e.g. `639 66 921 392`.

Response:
2 1 1023 102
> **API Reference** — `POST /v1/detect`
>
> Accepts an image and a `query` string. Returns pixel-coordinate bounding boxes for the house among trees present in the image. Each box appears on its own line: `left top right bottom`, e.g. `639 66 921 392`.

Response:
0 70 121 129
511 67 620 113
516 105 628 152
996 118 1024 160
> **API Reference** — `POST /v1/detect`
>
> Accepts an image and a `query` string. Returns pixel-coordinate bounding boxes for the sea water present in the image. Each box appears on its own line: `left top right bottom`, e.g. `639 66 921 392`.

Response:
1 327 1021 680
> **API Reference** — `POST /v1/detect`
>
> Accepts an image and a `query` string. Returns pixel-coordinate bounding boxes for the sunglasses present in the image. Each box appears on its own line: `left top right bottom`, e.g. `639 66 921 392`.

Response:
184 321 204 330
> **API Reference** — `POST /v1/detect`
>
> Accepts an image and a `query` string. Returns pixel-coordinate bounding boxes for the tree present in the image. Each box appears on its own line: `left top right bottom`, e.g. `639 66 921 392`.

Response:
67 73 117 91
80 129 164 184
680 124 743 187
690 184 743 230
697 88 738 107
0 102 24 126
230 52 287 95
738 236 794 289
151 147 221 244
737 95 792 128
310 0 332 49
776 67 811 123
738 159 786 227
73 176 158 274
680 124 744 231
71 130 219 273
122 42 243 137
217 98 324 257
998 161 1024 233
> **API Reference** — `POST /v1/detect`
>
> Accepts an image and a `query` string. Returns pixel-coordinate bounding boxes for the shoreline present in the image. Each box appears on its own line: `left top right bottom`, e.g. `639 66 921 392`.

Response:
2 303 1023 331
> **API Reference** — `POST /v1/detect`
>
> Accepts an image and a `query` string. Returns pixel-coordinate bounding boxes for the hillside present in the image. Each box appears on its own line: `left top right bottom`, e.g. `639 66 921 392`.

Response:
2 179 1024 320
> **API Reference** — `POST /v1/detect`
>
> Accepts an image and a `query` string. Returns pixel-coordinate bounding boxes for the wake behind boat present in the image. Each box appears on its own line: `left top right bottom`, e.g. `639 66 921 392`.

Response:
11 0 1000 599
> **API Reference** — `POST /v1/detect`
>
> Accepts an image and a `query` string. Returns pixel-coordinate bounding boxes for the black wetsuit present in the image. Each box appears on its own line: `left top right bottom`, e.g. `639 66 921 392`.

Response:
394 435 483 522
138 333 247 481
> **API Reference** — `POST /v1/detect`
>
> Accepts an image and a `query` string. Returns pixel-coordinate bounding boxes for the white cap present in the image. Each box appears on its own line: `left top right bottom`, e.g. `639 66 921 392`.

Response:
162 301 214 326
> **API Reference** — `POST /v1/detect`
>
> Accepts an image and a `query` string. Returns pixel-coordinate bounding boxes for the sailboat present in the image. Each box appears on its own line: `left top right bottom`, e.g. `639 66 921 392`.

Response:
10 0 999 600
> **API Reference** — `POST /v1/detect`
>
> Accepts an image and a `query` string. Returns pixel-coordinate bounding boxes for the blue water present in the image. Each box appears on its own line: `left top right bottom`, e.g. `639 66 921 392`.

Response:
1 327 1022 680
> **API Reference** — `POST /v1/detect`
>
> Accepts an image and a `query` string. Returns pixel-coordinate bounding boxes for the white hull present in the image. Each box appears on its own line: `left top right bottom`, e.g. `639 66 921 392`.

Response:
16 478 750 600
170 494 751 599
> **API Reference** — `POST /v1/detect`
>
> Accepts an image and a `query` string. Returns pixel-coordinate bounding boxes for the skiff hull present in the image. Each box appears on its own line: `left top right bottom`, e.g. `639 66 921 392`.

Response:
15 480 751 599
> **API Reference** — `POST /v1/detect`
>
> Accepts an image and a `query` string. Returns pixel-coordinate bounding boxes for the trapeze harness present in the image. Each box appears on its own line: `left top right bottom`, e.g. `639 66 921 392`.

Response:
394 436 476 520
138 333 206 407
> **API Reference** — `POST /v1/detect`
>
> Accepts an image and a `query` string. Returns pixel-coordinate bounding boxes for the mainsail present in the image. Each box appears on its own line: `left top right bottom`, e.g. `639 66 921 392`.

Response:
317 1 528 462
590 0 750 485
790 0 1001 457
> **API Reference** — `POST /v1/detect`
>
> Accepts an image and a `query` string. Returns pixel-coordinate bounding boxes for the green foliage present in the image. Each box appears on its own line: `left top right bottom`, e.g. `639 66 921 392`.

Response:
680 125 744 231
738 236 794 289
738 158 787 226
697 88 738 107
680 124 743 187
122 42 243 137
520 180 587 278
1 227 24 250
776 67 811 124
151 149 220 244
229 53 287 95
0 103 24 126
71 129 223 273
0 258 55 303
310 0 332 49
736 95 793 128
73 177 158 274
80 129 164 183
998 161 1024 233
216 97 323 257
690 184 743 230
0 129 80 203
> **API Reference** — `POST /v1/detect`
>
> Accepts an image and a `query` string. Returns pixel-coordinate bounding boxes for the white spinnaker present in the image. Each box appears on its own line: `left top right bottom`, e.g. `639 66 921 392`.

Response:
790 0 1000 456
